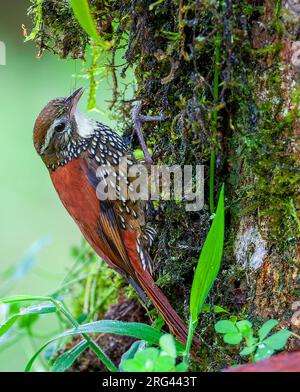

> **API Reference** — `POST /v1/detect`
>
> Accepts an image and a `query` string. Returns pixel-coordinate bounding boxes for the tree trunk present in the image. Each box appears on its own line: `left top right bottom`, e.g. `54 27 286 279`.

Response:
28 0 300 370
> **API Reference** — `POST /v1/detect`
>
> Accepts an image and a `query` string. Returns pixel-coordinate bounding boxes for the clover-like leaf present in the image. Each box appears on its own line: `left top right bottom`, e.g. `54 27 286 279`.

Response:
236 320 253 339
254 344 274 362
258 319 279 341
215 320 238 334
153 355 175 372
240 345 256 356
122 348 159 372
224 332 243 345
263 329 291 350
236 320 252 332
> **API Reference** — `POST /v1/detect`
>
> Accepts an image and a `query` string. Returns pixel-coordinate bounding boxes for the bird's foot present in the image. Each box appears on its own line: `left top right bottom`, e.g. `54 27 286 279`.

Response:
132 101 167 164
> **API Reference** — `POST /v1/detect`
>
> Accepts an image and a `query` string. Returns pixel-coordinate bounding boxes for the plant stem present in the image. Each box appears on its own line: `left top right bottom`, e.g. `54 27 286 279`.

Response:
53 299 118 372
183 318 197 364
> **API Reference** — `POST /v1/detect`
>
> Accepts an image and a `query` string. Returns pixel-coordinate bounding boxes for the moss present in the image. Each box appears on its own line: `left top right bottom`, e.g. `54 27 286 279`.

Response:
27 0 299 371
27 0 88 58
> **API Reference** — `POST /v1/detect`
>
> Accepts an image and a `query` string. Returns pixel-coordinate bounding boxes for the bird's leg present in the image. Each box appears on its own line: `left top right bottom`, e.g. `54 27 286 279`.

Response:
132 101 167 164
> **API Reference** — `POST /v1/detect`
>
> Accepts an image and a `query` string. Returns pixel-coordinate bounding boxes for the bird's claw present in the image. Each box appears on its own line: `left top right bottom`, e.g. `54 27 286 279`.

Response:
132 100 167 164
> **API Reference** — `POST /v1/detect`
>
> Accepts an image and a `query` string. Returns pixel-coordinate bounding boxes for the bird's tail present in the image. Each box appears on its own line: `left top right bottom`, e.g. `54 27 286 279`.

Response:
122 234 199 352
134 268 199 350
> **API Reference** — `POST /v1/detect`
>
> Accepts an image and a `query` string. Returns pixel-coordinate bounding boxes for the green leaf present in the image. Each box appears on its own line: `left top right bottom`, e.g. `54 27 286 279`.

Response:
25 320 184 372
123 348 159 372
153 355 175 372
236 320 252 332
70 0 110 49
236 320 253 339
71 321 174 346
190 184 224 322
176 362 189 372
0 315 19 337
245 336 258 347
254 344 274 362
51 340 89 372
263 329 291 350
0 295 52 304
0 302 56 337
224 332 243 345
20 302 56 316
258 319 279 341
240 345 257 356
215 320 238 334
201 304 229 314
119 341 146 371
122 358 146 372
159 334 176 358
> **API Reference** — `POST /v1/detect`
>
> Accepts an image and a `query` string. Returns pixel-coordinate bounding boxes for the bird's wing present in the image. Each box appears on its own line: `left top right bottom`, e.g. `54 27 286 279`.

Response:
82 154 142 278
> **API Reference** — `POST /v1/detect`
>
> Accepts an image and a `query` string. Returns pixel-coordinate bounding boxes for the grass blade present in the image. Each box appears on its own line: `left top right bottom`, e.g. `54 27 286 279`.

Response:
51 340 89 372
25 320 184 372
0 295 52 304
0 315 19 337
0 302 56 337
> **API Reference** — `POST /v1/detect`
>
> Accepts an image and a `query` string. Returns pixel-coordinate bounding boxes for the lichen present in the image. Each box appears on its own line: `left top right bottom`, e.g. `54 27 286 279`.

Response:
235 220 267 271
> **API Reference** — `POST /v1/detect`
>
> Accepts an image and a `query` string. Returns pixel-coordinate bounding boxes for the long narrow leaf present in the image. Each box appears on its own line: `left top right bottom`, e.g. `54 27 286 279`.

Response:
25 320 184 372
190 184 225 321
0 302 56 337
0 315 19 337
70 0 110 48
0 295 52 304
51 340 89 372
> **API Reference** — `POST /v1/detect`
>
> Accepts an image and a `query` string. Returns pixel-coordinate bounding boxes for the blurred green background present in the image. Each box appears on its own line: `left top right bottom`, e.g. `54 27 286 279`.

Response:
0 1 117 371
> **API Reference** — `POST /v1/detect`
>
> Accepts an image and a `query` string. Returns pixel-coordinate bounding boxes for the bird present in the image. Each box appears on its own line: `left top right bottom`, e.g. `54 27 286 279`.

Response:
33 88 194 347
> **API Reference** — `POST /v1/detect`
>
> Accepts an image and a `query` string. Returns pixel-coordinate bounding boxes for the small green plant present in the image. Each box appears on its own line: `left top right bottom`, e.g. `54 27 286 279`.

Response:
215 318 292 362
69 0 111 49
0 295 185 372
0 196 226 372
184 184 225 362
121 334 188 372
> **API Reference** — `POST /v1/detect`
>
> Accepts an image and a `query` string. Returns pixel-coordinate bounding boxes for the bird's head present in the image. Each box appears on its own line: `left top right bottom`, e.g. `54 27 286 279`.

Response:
33 88 94 168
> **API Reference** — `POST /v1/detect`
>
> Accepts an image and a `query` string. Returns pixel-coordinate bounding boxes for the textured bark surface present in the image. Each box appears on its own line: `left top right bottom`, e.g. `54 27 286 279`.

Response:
28 0 300 370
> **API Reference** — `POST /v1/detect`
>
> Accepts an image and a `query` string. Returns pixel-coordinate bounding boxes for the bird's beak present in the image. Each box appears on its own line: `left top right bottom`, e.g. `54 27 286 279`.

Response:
66 88 84 118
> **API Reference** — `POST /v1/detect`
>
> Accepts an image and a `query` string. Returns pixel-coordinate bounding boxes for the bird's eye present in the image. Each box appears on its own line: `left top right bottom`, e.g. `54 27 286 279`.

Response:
54 122 66 133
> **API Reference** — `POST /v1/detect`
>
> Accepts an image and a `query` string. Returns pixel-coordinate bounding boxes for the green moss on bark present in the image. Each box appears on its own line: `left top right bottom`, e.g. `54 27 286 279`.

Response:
27 0 300 370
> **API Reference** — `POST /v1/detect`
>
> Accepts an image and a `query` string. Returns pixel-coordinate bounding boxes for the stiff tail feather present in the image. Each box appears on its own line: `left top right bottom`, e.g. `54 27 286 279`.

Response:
122 233 200 353
134 269 200 354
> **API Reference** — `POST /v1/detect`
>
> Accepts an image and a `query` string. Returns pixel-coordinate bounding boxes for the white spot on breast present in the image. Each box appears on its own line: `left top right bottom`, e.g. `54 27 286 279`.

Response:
74 110 96 138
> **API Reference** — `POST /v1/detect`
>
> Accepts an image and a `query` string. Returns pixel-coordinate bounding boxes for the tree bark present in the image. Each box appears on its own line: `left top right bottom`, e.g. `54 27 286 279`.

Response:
29 0 300 370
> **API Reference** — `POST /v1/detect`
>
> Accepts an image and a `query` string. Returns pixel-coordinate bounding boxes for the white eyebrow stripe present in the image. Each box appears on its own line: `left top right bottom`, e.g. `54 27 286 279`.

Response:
40 124 57 154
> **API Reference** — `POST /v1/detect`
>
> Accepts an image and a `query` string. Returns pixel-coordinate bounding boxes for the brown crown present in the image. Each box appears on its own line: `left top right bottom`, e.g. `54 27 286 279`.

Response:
33 98 66 154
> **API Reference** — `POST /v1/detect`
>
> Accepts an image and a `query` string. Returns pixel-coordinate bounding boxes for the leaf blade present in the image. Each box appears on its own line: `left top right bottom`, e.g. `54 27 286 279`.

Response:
190 185 225 322
51 340 89 372
258 319 279 341
70 0 110 48
25 320 184 372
